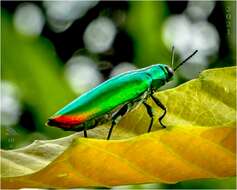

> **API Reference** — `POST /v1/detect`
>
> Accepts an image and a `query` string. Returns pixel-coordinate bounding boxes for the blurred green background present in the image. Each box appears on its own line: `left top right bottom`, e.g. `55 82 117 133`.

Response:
1 1 236 189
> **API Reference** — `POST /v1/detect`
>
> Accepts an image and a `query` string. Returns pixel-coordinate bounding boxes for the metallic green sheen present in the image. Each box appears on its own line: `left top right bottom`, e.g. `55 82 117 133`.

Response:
51 64 171 129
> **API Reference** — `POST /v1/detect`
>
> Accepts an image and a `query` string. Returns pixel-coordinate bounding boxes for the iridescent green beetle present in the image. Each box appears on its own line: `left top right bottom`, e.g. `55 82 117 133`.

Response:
47 48 198 139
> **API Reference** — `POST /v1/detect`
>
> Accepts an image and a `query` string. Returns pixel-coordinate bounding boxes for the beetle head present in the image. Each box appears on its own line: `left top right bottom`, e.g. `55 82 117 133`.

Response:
163 65 174 81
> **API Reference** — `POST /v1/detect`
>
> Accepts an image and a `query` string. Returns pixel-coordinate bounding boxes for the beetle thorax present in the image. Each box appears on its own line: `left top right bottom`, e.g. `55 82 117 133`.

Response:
145 64 171 90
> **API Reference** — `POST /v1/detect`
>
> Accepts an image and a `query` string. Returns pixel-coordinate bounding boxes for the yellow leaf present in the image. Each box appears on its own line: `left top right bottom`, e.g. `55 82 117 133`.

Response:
1 67 236 188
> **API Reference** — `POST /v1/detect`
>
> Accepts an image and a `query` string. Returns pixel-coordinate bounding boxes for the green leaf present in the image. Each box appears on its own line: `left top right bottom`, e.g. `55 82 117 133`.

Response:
126 1 169 67
1 66 236 188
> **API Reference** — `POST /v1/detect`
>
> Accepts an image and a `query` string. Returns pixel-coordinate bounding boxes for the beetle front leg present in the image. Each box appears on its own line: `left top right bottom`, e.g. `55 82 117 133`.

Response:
143 102 154 132
107 104 128 140
150 94 167 128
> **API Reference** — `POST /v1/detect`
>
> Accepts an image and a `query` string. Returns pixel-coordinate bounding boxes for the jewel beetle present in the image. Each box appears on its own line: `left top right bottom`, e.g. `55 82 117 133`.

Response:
47 48 198 139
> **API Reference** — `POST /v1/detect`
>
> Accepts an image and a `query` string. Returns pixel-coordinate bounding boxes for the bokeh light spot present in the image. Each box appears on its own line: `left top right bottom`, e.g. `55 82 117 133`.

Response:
162 15 192 54
110 62 137 77
13 3 45 36
163 15 220 79
192 21 220 56
1 81 22 126
186 1 215 21
65 56 103 94
83 17 117 53
43 1 98 33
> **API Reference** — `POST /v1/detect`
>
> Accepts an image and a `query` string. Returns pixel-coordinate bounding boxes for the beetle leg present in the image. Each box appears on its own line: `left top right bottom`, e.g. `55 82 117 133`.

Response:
107 104 128 140
150 94 167 128
143 102 154 132
83 129 87 138
83 119 98 138
107 121 116 140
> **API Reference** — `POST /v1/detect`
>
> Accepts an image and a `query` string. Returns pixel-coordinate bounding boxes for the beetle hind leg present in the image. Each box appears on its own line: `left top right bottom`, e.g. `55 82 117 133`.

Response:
107 121 116 140
107 104 128 140
83 120 98 138
83 129 87 137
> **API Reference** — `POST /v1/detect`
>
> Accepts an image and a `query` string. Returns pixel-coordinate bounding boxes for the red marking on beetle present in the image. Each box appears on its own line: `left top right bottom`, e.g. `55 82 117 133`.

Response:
47 114 88 129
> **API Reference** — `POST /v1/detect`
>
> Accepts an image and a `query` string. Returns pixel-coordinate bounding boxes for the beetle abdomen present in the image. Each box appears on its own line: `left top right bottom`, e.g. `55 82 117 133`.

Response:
47 70 152 130
47 114 87 129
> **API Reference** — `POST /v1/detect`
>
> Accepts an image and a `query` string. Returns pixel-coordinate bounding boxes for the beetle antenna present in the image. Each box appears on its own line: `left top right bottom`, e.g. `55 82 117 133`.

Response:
171 46 175 69
174 50 198 72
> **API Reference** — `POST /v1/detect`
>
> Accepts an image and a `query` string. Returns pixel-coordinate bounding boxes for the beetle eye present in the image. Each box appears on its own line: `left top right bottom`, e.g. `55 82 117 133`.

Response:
165 66 174 78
